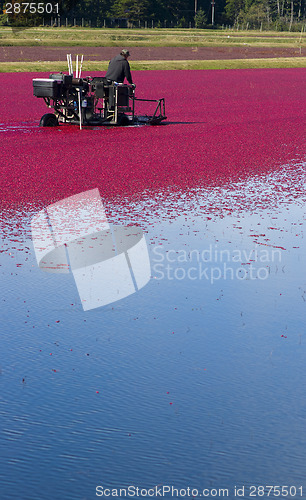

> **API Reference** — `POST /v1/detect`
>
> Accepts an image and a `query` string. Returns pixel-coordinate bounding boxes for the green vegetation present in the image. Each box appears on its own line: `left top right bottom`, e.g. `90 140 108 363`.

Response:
1 57 305 73
225 0 305 31
0 27 305 48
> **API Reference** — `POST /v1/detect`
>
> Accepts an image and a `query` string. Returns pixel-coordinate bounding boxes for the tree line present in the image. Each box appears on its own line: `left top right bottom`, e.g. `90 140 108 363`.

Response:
1 0 305 30
225 0 305 30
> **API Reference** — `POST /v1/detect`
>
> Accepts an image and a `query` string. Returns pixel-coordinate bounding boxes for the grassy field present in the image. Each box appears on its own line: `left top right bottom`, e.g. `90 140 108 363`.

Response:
0 26 305 47
1 57 306 73
0 27 305 71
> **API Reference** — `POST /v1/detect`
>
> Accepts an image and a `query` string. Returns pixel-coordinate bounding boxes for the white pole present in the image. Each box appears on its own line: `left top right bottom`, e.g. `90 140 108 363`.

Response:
78 89 82 130
299 24 304 45
211 0 215 26
299 25 304 55
76 55 79 78
79 55 84 78
70 54 73 76
67 54 70 73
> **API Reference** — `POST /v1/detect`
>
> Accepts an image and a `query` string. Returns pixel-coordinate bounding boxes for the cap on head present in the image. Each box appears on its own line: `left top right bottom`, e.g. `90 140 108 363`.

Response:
120 49 130 57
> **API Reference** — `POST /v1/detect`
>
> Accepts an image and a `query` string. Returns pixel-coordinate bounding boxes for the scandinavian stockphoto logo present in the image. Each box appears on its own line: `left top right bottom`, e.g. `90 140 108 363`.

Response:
31 189 151 311
151 244 282 283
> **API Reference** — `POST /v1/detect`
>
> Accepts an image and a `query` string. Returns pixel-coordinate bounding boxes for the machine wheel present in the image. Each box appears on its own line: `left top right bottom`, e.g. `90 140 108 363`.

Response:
39 113 59 127
117 114 130 127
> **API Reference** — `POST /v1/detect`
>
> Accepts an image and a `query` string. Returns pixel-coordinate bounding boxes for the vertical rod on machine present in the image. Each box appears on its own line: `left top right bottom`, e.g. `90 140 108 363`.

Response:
114 85 118 124
68 54 73 76
78 88 82 130
79 55 84 78
67 54 72 75
76 55 79 79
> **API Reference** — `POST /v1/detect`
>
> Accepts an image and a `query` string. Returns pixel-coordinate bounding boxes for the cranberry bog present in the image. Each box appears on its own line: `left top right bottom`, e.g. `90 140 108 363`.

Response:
1 68 306 500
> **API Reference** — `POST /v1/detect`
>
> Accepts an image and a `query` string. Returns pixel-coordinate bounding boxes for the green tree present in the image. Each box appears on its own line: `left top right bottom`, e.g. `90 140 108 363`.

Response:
111 0 150 24
195 8 207 27
156 0 191 23
225 0 246 23
1 2 6 24
239 2 268 28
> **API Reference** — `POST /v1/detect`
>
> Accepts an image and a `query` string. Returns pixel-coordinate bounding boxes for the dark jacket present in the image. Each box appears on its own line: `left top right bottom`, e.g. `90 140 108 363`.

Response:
105 54 133 84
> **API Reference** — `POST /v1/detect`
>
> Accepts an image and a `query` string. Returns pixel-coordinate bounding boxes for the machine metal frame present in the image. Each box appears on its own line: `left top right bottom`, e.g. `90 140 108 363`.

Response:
33 74 167 127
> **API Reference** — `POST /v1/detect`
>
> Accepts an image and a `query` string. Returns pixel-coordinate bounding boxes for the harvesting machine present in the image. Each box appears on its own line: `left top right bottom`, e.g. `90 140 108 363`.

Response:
33 73 166 128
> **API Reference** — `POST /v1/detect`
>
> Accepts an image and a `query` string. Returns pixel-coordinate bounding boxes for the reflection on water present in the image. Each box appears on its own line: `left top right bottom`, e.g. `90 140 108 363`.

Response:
1 162 306 500
31 188 151 310
0 122 42 134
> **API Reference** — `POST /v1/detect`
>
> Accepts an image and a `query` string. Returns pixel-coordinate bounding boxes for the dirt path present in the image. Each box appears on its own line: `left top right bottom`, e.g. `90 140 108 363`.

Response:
0 45 304 62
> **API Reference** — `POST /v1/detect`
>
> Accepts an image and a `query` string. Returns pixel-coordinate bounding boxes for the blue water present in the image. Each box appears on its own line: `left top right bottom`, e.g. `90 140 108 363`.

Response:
1 163 306 500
